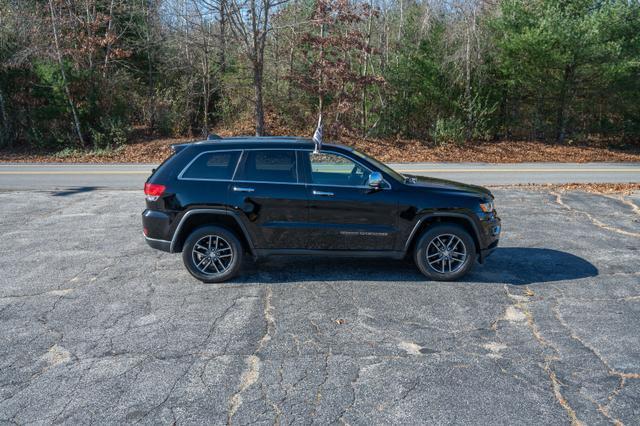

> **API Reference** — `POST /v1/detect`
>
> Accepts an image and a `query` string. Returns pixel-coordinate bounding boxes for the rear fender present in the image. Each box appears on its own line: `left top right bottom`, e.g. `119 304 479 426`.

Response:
170 209 255 257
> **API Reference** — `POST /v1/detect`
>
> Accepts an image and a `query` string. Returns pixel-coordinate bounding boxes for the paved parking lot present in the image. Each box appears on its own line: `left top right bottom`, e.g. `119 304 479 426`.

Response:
0 188 639 425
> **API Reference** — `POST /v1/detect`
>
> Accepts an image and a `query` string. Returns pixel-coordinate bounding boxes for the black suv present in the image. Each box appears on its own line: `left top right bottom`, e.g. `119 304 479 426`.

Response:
143 137 500 282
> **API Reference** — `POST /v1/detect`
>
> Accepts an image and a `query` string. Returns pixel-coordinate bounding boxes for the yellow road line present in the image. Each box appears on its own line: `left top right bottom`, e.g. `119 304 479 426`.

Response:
0 171 150 175
0 168 638 175
399 168 640 173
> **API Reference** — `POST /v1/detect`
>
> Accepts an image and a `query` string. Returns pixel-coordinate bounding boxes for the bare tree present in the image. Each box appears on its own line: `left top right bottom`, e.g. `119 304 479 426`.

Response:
47 0 85 146
221 0 289 135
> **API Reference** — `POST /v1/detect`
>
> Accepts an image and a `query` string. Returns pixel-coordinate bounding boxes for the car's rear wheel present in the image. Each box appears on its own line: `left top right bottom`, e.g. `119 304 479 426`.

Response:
414 224 476 281
182 226 242 283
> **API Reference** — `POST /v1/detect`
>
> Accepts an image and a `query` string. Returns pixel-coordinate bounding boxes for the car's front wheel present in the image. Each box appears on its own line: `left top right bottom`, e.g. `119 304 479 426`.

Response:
182 226 243 283
414 224 477 281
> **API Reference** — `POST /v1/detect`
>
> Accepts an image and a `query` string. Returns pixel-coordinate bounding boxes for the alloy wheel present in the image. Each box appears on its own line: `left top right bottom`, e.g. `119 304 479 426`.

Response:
426 234 467 274
191 235 234 275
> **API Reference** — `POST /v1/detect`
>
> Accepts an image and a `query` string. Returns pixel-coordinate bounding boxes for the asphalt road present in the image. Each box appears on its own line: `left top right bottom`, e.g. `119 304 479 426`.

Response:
1 188 639 424
0 162 638 189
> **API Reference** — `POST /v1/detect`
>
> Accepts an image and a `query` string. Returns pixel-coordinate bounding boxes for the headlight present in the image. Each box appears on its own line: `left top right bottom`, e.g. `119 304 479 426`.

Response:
479 201 494 213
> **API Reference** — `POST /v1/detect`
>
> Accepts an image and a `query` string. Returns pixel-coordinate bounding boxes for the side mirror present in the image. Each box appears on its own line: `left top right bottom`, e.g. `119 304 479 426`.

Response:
368 171 384 188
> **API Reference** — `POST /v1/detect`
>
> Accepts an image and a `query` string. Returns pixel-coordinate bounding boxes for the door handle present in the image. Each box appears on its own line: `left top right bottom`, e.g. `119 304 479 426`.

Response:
233 186 255 193
312 190 334 197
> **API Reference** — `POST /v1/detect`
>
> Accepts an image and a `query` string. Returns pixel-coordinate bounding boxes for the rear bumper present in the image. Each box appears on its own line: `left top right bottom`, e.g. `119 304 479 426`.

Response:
144 235 171 252
142 209 173 252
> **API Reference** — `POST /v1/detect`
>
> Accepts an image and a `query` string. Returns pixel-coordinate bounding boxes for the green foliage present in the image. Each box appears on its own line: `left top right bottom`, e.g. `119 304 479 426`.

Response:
1 0 639 152
52 145 123 159
89 117 131 150
463 94 498 142
380 26 456 138
490 0 640 141
431 117 466 146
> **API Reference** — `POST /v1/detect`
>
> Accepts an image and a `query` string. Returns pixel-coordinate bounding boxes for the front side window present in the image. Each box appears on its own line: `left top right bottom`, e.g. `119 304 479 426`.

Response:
307 152 371 187
236 150 298 183
181 151 241 180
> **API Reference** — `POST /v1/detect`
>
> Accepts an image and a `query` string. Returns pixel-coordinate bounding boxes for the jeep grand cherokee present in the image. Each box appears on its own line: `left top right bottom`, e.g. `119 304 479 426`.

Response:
142 137 501 282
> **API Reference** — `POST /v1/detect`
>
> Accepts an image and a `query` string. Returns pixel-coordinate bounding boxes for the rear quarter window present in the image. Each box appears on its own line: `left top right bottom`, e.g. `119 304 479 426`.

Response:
181 151 241 180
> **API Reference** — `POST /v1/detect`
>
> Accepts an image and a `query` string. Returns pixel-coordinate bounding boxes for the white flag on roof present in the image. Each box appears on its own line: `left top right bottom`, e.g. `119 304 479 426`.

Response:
312 115 323 153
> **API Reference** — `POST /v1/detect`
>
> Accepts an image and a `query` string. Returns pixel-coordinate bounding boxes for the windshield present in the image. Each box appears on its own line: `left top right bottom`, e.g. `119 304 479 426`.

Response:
351 149 406 183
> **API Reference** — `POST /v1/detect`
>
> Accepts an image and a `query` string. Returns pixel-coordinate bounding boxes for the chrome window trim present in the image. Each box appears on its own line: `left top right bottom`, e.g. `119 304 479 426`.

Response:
236 149 300 184
231 150 243 180
302 149 392 190
176 147 391 189
230 179 305 186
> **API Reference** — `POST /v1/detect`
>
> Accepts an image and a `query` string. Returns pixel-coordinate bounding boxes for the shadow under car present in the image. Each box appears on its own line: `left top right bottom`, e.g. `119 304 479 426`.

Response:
230 247 598 285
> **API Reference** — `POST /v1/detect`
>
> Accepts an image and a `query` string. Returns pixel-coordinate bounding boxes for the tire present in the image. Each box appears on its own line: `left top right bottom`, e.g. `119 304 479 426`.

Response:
182 226 243 283
414 224 477 281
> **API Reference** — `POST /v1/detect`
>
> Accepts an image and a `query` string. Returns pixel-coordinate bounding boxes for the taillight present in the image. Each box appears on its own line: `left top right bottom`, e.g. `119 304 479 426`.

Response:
144 183 166 201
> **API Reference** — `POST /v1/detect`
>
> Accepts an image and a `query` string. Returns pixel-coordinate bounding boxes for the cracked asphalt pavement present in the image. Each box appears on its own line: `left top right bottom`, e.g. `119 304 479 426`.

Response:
0 188 639 425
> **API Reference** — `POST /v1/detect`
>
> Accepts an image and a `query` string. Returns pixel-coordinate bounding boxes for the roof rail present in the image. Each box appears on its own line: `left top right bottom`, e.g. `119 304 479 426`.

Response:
207 134 223 140
170 143 191 154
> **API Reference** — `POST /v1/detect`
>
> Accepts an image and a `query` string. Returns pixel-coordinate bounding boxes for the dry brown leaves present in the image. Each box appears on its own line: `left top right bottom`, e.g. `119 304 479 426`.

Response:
1 118 640 164
492 183 640 195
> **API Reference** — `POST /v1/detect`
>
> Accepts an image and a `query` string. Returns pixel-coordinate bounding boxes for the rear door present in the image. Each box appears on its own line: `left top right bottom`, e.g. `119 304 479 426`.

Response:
300 150 399 251
228 149 309 249
175 149 242 209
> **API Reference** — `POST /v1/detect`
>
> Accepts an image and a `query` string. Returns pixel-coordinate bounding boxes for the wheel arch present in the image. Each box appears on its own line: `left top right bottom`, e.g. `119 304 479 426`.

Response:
404 213 481 256
170 209 255 256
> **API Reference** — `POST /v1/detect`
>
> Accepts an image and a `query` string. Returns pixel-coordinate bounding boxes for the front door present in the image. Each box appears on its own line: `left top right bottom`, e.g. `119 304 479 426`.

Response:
300 151 398 251
228 149 308 249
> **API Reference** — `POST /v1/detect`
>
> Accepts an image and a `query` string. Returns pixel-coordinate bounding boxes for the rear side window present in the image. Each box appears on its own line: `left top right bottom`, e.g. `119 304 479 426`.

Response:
236 150 297 183
181 151 241 180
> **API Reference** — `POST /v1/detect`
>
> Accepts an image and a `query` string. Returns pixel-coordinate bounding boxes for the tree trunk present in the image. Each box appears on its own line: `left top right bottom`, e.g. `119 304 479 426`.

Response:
287 41 294 102
219 0 227 73
0 88 10 147
203 63 209 136
102 0 116 77
464 11 474 141
318 22 325 117
361 0 373 137
253 62 265 136
146 0 157 131
556 63 575 143
48 0 85 146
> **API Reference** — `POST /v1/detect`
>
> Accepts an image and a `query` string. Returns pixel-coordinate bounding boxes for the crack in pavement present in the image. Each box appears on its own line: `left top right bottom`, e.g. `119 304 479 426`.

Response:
503 287 584 426
603 193 640 217
551 191 640 238
227 287 275 424
551 299 640 423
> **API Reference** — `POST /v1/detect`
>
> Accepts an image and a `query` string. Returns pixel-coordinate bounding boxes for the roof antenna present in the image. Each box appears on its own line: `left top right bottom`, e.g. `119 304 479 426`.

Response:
312 115 323 154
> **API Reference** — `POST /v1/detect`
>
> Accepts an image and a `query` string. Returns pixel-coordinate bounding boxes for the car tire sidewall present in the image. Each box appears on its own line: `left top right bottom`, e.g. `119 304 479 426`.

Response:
414 224 477 281
182 226 243 283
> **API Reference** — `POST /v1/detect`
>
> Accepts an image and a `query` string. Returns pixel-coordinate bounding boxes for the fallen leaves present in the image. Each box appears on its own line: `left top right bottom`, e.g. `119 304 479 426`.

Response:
493 183 640 195
1 119 640 164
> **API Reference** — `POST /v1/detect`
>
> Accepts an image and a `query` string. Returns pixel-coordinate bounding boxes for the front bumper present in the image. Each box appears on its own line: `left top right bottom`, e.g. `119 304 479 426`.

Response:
479 239 499 263
478 215 501 263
